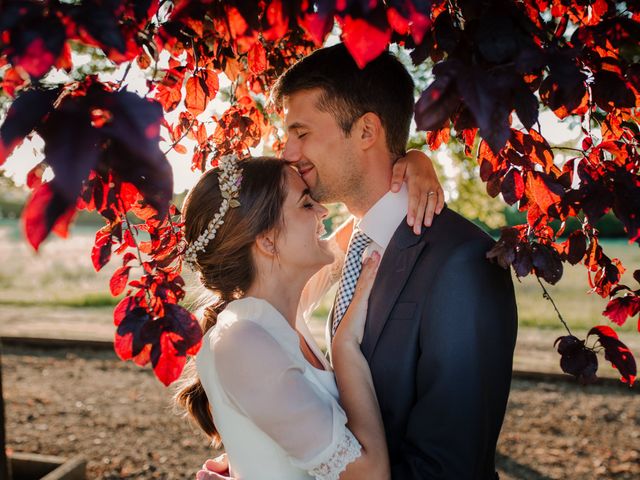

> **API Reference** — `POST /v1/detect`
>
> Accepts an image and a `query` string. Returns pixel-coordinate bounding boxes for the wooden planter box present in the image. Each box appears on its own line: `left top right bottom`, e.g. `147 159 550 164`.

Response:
8 453 85 480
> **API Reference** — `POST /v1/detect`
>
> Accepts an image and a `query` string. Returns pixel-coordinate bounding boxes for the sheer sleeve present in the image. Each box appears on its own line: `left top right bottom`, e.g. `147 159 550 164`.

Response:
214 320 361 479
298 238 345 319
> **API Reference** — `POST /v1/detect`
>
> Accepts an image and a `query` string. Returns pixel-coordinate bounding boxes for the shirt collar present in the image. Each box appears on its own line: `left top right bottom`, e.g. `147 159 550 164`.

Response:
356 183 408 250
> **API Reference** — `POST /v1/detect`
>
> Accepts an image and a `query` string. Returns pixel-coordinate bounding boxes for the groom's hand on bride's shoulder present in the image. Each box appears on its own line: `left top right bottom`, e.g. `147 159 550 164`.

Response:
196 454 234 480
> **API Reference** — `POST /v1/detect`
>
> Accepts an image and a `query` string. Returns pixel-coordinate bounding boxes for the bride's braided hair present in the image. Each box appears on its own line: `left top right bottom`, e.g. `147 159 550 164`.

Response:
174 157 289 443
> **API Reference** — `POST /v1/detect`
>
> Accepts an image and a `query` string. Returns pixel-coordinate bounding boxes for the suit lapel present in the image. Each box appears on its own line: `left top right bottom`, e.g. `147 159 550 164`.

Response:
361 219 430 360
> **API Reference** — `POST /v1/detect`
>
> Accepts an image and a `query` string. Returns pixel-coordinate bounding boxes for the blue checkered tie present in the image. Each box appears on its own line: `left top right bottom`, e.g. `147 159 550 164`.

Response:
330 229 372 339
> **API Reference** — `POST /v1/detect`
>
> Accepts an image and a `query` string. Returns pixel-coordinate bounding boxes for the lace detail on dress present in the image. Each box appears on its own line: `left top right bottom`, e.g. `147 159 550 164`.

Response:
307 429 362 480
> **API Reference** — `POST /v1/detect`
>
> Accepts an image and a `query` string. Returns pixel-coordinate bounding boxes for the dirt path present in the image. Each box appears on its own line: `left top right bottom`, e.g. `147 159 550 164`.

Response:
2 345 639 479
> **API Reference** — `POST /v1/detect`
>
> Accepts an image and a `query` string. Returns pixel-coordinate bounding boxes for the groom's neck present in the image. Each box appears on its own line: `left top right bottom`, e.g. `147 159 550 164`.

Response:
345 157 393 219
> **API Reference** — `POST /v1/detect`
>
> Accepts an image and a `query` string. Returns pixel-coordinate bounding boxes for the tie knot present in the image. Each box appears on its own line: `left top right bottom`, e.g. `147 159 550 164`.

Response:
351 229 371 250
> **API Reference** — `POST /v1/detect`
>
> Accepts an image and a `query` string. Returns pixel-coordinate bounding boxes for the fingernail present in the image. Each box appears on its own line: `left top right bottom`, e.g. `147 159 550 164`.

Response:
391 183 399 192
408 216 414 226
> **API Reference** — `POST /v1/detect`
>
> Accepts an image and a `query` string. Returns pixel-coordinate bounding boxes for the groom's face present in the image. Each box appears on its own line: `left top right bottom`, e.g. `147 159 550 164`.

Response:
282 88 361 203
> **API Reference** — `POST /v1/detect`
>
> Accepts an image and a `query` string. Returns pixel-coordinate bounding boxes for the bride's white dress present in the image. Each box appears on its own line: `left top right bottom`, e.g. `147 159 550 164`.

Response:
195 260 363 480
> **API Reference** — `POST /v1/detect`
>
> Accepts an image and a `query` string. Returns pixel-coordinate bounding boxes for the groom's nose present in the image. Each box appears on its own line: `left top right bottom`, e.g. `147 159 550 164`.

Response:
283 138 300 163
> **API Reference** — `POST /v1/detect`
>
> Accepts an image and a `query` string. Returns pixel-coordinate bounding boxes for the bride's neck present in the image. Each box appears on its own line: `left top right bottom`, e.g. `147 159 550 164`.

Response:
245 269 310 328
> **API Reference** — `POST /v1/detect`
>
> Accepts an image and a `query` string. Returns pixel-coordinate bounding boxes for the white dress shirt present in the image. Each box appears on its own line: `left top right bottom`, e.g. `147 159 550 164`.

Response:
356 183 409 258
324 184 410 353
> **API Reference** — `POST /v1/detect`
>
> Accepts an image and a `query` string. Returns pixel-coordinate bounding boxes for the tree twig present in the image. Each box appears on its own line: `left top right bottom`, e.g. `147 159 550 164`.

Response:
118 61 133 90
537 276 573 336
163 118 197 155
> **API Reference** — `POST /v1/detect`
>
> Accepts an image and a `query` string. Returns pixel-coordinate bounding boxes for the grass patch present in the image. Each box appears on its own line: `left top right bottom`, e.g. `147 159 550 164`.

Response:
0 220 638 335
0 292 121 308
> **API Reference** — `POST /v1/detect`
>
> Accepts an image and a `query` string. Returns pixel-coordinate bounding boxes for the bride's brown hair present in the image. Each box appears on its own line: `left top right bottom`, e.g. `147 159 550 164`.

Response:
175 157 289 443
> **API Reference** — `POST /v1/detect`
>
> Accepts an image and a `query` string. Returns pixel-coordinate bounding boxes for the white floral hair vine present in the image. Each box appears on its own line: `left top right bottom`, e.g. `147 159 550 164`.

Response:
183 153 243 267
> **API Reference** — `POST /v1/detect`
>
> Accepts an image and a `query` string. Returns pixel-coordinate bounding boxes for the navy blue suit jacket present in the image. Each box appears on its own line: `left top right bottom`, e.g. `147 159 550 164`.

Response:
360 206 518 479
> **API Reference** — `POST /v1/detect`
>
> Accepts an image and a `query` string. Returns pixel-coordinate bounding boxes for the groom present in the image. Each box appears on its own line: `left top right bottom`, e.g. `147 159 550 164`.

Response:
202 44 517 479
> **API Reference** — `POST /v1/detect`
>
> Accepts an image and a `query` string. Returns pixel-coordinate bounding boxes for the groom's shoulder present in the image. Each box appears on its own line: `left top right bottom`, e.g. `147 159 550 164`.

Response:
416 206 503 281
428 205 495 251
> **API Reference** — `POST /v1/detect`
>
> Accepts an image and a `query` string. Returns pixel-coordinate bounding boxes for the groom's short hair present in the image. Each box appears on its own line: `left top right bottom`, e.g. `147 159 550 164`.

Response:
272 43 415 157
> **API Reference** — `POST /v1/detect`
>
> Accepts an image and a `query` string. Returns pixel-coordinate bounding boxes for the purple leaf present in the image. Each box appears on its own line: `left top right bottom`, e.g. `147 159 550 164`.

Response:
0 87 61 165
554 335 598 384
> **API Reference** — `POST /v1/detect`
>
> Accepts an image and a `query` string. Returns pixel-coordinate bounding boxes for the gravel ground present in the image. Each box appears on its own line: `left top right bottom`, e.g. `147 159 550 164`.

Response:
2 345 639 480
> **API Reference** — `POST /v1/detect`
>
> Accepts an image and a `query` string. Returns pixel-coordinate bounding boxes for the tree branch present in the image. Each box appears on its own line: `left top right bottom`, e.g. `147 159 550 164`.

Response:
537 276 573 336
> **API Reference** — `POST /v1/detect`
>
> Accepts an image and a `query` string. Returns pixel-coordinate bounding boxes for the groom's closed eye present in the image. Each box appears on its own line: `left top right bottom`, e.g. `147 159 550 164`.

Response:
298 188 311 203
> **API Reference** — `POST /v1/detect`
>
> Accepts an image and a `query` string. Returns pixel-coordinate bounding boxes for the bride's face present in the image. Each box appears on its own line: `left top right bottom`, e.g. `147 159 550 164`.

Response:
272 167 334 271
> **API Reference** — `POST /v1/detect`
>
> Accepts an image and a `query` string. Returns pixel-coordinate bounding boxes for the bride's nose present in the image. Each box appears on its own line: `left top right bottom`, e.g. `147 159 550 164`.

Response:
316 203 328 219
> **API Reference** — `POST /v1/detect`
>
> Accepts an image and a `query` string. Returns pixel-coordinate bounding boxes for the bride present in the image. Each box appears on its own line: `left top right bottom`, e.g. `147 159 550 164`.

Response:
176 152 441 480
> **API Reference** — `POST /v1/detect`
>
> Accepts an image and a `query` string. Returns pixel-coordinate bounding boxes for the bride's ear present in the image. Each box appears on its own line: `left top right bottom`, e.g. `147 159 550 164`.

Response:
254 231 278 258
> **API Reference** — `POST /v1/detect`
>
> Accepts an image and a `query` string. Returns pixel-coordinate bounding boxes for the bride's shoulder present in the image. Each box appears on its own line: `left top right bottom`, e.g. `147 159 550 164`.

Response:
205 298 278 351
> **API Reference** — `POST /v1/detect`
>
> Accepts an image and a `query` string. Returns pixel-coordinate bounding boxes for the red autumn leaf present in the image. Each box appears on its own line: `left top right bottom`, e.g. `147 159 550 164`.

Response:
603 295 640 327
425 126 450 150
248 42 267 75
527 130 555 174
588 325 637 386
386 8 410 35
501 168 525 205
137 50 152 70
593 258 625 298
525 172 563 214
185 75 207 116
1 67 26 98
115 306 154 363
110 265 132 296
26 163 47 190
340 15 392 69
22 182 76 251
185 70 219 116
116 302 201 385
262 0 289 41
152 332 188 386
156 85 182 112
91 226 113 272
173 144 187 154
113 295 138 326
299 10 334 46
51 208 76 239
226 5 250 38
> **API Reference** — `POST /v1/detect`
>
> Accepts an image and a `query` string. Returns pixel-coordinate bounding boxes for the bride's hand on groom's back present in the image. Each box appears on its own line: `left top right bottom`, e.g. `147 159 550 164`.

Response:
333 251 381 346
391 149 445 235
196 455 233 480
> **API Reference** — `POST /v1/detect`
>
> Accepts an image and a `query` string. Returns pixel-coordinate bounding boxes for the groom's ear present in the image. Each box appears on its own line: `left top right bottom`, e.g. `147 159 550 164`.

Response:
255 231 278 258
357 112 383 150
